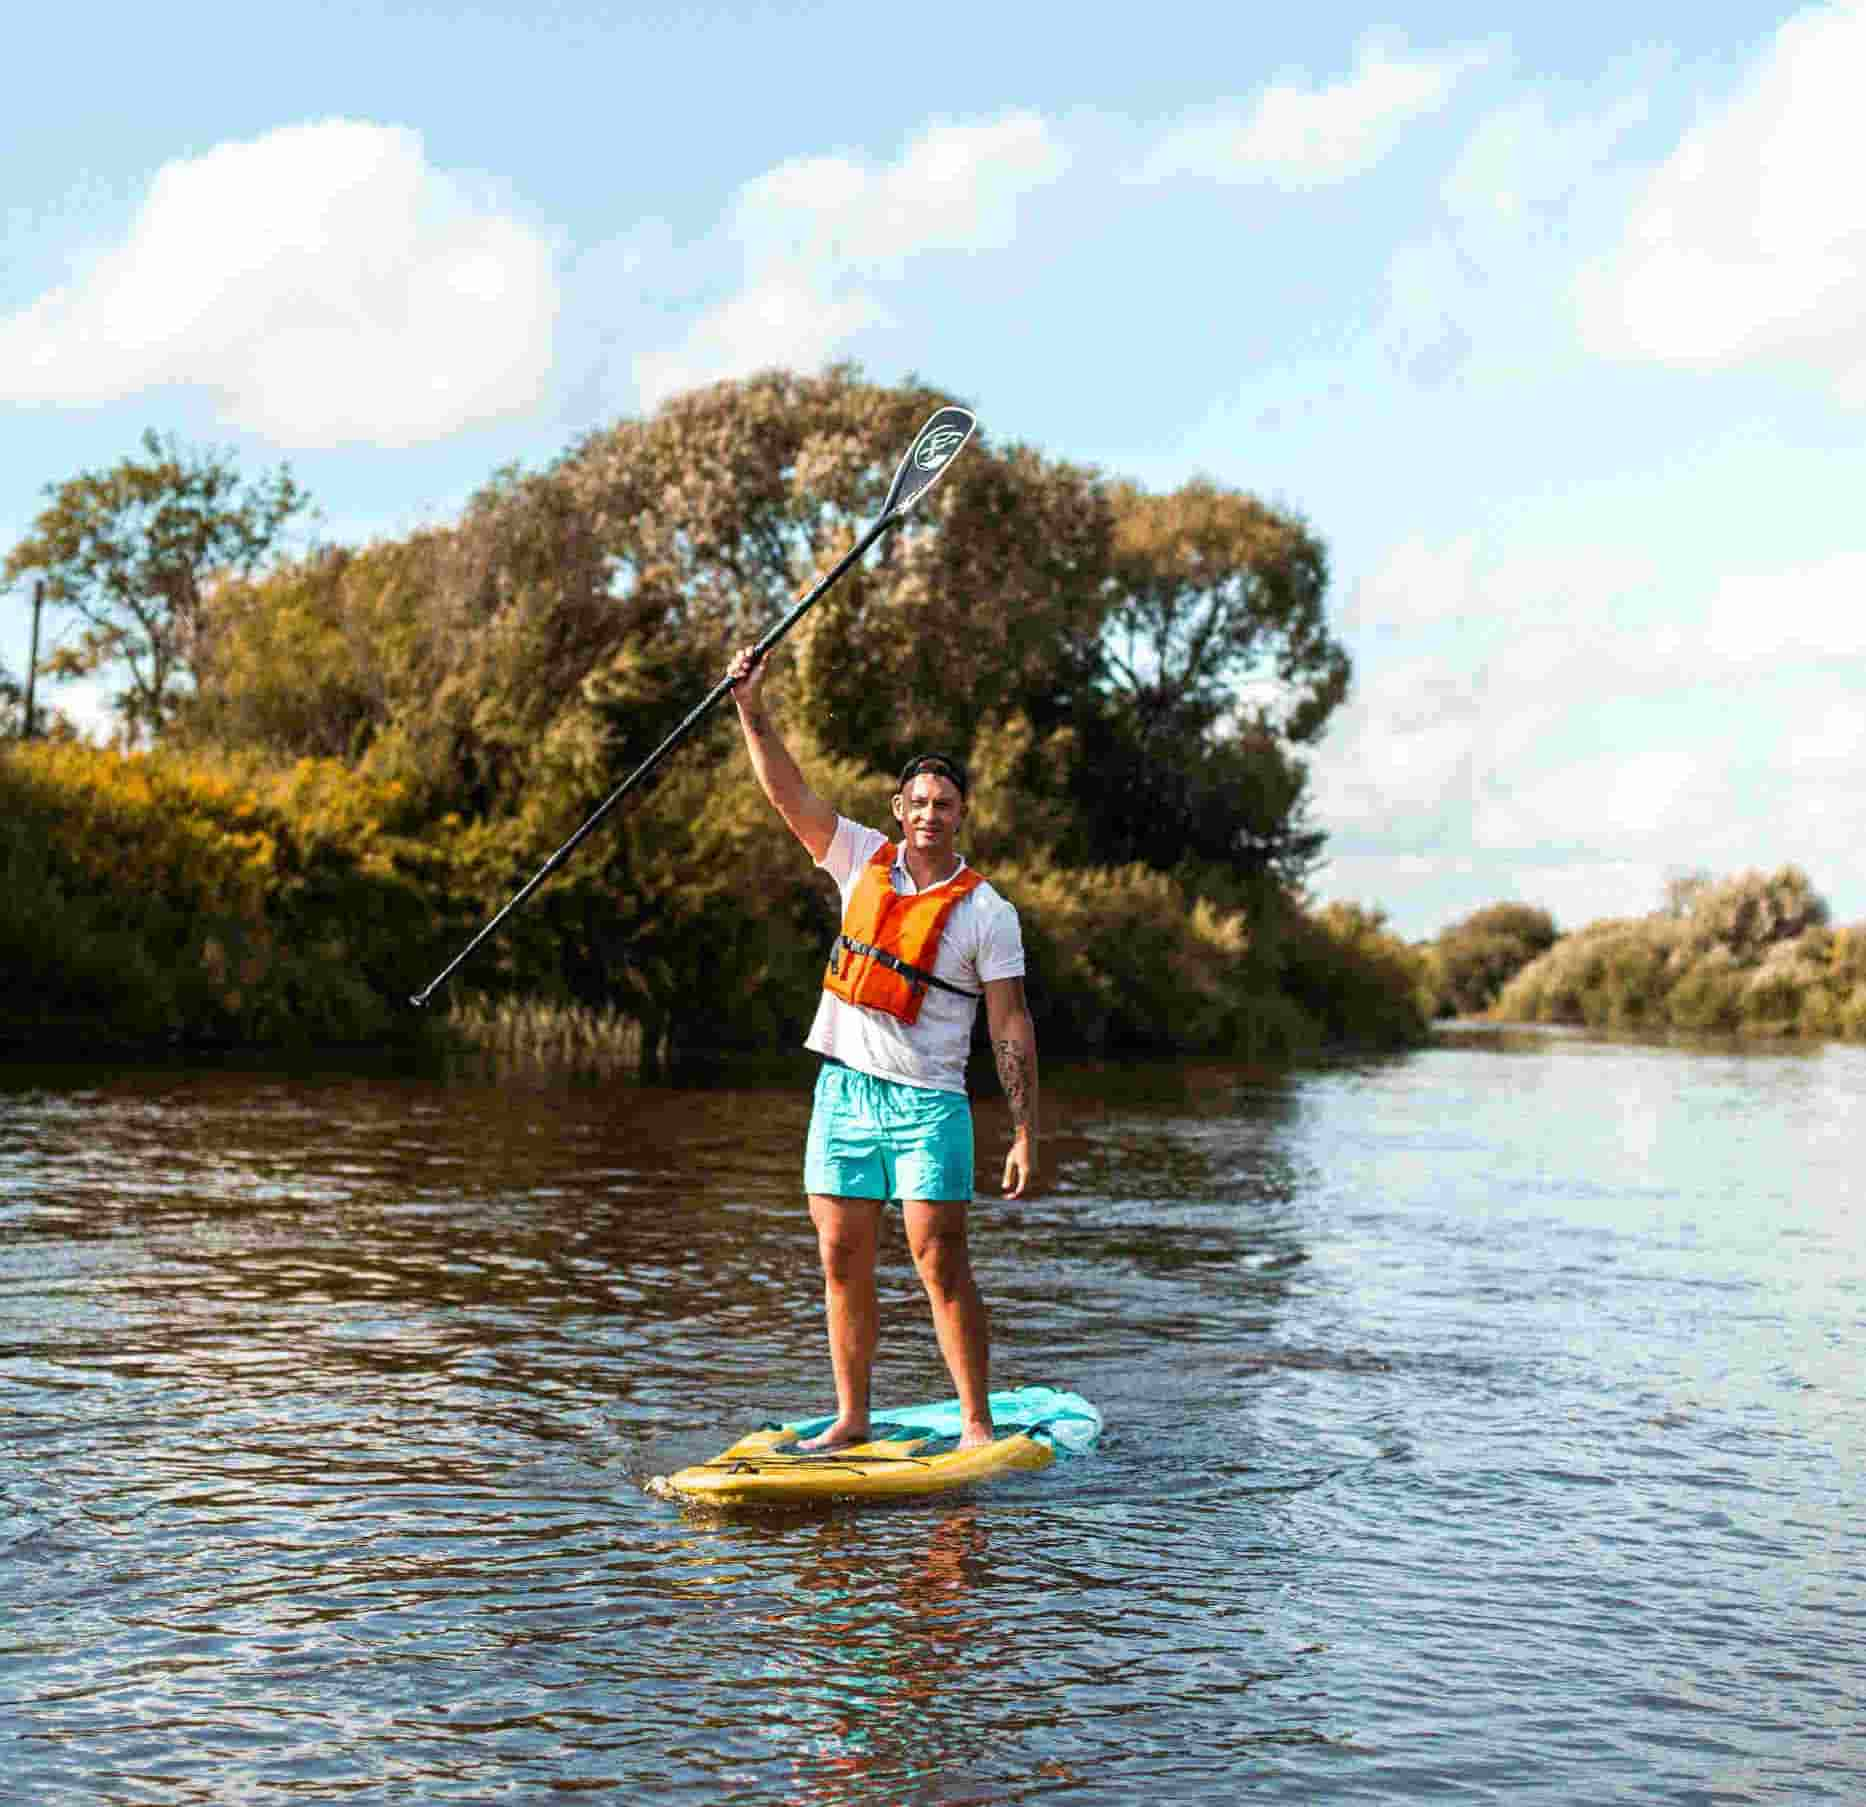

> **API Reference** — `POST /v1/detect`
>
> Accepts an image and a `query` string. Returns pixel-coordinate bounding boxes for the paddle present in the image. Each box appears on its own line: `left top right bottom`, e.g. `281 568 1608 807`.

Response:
410 403 979 1008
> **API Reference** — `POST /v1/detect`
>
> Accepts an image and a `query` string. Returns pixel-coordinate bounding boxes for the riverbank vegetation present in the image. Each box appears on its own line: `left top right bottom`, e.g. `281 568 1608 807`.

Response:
1440 867 1866 1042
5 369 1432 1068
1422 903 1560 1018
0 740 458 1049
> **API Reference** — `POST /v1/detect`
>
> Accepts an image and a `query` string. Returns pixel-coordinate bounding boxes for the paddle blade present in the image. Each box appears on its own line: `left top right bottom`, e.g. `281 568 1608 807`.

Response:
882 405 977 521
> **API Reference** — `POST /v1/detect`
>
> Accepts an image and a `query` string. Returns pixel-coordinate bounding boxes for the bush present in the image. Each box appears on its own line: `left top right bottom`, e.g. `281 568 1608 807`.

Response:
1675 865 1827 959
1280 901 1434 1047
1492 866 1864 1043
1665 948 1745 1032
983 865 1426 1059
0 742 460 1048
1427 901 1559 1017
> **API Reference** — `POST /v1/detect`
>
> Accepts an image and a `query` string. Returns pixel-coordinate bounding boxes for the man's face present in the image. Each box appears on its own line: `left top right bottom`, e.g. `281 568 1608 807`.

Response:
893 774 966 860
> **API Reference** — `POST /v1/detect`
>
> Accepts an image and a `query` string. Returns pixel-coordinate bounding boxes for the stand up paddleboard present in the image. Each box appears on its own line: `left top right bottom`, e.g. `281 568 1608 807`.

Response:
651 1384 1102 1508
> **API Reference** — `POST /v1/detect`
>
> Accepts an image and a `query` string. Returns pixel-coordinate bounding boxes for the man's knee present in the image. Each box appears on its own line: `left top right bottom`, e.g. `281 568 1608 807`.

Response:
908 1220 972 1298
811 1197 877 1284
819 1237 872 1288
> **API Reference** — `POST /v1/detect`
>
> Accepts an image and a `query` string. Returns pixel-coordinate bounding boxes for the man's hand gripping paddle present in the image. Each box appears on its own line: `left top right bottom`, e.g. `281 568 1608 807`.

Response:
410 404 979 1008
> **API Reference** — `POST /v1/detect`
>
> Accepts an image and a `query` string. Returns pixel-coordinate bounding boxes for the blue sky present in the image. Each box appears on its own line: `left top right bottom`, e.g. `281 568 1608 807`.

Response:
5 0 1862 938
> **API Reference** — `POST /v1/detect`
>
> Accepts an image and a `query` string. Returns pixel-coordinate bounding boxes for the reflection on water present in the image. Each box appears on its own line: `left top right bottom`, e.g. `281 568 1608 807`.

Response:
735 1508 998 1803
3 1037 1862 1803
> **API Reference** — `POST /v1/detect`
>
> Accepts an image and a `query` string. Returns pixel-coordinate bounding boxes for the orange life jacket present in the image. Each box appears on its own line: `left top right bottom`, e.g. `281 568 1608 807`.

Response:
824 842 985 1025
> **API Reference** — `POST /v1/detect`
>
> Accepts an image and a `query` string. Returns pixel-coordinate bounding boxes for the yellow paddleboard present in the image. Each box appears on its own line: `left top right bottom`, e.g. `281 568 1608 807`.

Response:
650 1386 1102 1508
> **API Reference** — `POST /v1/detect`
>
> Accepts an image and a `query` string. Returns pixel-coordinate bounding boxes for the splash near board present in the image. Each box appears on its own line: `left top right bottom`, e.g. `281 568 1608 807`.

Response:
652 1385 1102 1507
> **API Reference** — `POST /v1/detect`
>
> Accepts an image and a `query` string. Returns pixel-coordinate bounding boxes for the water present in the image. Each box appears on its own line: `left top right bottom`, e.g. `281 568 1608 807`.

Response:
3 1030 1862 1803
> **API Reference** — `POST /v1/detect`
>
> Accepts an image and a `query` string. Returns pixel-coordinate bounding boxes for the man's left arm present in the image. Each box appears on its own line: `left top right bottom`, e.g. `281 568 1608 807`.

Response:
983 976 1039 1198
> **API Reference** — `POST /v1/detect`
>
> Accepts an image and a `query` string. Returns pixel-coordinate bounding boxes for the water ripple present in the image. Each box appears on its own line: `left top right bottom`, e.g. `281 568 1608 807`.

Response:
3 1047 1862 1802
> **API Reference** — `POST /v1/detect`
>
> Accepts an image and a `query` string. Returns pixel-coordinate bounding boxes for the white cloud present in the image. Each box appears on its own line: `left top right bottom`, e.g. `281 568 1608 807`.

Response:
0 120 558 447
1307 651 1483 836
1347 532 1483 630
1314 520 1866 936
1142 38 1488 190
634 114 1067 407
1317 533 1760 874
735 114 1066 270
634 271 893 414
1311 849 1483 919
1784 698 1866 772
1443 91 1648 229
1382 83 1649 385
1701 552 1866 666
1498 860 1664 932
1473 745 1712 849
1349 533 1660 648
1578 0 1866 402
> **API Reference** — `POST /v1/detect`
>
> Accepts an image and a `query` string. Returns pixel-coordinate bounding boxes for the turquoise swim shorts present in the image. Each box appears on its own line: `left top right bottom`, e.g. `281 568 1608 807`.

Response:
804 1061 975 1203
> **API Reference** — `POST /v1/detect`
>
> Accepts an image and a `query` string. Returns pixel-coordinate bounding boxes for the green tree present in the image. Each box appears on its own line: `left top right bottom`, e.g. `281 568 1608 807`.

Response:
1429 901 1560 1017
176 368 1362 1056
186 369 1346 893
1104 479 1345 745
4 430 309 742
182 537 445 770
1677 865 1827 957
1030 481 1342 884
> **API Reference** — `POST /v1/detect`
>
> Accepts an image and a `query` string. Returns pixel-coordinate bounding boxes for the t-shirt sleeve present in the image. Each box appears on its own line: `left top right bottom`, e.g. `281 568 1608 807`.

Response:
816 817 887 890
974 892 1027 984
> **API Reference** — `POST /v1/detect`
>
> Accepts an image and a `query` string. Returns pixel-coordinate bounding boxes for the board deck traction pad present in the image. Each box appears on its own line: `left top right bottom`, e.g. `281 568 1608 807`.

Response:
655 1384 1101 1505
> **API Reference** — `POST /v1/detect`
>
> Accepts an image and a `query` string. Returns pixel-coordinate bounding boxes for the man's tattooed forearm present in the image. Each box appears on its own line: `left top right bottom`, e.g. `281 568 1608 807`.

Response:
994 1038 1033 1127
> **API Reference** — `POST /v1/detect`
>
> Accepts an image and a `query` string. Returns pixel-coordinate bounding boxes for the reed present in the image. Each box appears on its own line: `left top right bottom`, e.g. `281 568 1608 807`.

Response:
446 993 645 1069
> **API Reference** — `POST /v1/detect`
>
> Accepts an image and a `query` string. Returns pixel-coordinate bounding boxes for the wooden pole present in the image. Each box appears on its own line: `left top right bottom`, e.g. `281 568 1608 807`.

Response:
22 579 43 738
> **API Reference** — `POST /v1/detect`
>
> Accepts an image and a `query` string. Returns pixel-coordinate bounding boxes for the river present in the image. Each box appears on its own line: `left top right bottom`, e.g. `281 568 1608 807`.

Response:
2 1028 1861 1803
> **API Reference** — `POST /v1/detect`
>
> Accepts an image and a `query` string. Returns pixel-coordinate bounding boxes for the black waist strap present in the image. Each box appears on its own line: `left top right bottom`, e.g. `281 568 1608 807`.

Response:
834 933 981 1000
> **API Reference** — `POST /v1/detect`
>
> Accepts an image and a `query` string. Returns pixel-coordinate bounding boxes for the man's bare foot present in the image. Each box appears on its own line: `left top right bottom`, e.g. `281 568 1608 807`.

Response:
956 1422 995 1451
795 1418 871 1452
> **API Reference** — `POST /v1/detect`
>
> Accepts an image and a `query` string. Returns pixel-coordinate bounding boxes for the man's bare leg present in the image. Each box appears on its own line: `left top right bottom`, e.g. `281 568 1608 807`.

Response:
798 1194 882 1450
904 1199 993 1448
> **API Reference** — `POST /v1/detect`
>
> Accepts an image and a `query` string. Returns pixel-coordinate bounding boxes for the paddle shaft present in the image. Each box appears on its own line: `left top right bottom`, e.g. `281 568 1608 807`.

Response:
408 511 891 1007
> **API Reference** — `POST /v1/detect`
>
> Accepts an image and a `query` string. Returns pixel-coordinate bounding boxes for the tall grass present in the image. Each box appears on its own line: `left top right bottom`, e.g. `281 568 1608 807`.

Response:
445 993 644 1069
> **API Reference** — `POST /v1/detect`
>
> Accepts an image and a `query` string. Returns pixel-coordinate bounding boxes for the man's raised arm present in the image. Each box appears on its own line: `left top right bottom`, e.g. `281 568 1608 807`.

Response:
728 646 838 863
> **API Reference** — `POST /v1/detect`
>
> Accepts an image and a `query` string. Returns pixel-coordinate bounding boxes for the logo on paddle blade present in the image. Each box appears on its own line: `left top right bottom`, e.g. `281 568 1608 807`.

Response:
914 425 968 472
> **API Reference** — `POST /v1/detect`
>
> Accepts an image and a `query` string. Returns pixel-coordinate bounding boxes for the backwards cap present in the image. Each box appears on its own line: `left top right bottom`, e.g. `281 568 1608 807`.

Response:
895 753 969 801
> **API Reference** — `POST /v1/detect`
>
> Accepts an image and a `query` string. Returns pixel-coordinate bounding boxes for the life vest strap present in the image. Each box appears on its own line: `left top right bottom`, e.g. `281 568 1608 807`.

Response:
834 933 981 1000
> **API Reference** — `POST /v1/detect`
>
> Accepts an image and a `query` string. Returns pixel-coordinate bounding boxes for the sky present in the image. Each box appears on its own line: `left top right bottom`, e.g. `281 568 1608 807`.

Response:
4 0 1862 940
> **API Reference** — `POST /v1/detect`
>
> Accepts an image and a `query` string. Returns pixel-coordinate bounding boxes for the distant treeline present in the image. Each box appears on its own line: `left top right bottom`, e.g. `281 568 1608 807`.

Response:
3 370 1435 1068
1423 867 1866 1041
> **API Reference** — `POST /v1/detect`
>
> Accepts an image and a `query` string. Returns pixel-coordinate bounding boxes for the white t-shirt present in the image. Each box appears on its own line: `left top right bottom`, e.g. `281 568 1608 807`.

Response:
804 817 1026 1095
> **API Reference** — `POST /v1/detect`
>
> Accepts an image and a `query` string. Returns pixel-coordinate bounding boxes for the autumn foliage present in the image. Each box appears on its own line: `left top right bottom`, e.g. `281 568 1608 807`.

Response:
6 369 1434 1063
1486 867 1866 1040
0 741 459 1045
1424 903 1560 1018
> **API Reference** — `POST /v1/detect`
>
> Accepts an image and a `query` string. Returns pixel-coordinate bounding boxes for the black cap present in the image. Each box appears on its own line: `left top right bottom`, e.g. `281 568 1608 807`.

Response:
895 753 969 800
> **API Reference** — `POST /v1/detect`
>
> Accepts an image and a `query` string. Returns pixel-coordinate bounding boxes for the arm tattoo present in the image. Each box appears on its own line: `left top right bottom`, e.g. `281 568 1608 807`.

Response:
993 1037 1033 1129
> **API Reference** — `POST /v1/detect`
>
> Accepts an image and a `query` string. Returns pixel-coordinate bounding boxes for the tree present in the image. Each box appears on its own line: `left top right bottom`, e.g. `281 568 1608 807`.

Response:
1429 902 1560 1017
0 655 21 738
1104 479 1345 745
1010 482 1341 885
3 430 309 742
1675 866 1828 959
174 368 1354 1047
564 373 1346 889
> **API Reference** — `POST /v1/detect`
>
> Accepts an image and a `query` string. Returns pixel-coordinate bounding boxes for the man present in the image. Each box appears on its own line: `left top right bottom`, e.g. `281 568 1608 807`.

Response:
728 642 1038 1452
